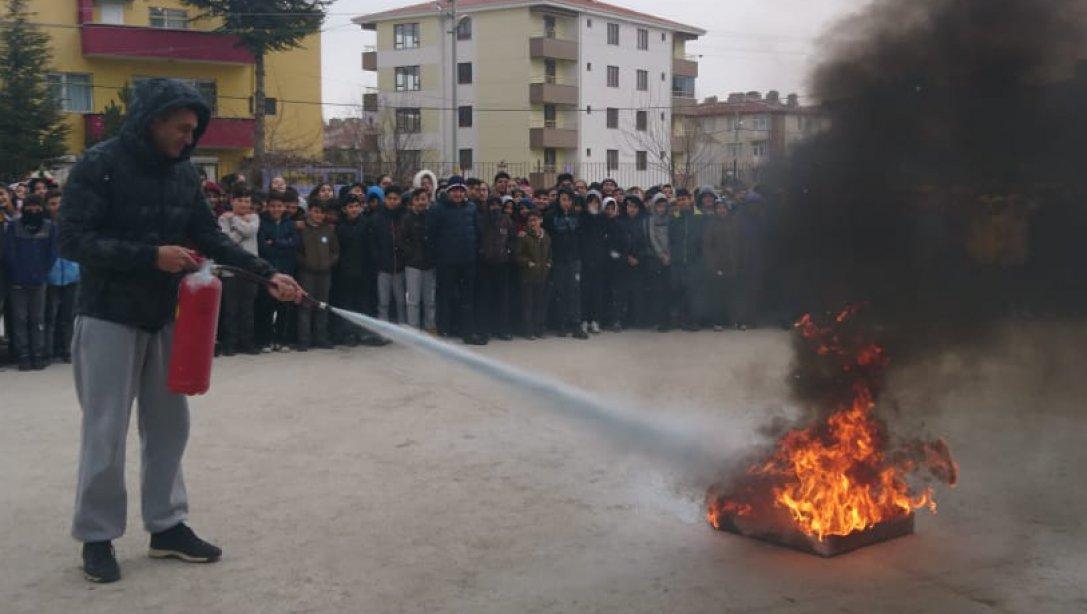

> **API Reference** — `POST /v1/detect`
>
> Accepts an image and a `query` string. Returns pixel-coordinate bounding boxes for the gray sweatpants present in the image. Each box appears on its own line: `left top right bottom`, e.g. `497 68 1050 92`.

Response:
71 316 189 542
377 271 407 324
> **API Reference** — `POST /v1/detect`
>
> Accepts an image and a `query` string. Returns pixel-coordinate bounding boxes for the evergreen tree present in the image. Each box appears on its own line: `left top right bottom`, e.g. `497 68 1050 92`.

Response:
0 0 68 182
91 84 132 146
180 0 329 184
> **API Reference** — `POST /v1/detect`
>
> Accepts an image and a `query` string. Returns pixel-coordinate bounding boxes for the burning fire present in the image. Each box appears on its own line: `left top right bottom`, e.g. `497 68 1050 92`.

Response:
707 304 958 541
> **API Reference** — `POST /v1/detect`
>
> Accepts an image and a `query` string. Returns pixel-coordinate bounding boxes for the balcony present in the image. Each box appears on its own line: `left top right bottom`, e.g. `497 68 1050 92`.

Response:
529 36 578 61
81 23 254 65
529 80 578 106
673 57 698 78
84 114 256 149
530 124 578 149
362 48 377 71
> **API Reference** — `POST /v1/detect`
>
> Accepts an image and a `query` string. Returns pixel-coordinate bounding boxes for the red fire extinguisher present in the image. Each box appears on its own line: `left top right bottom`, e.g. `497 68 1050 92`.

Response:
168 260 222 395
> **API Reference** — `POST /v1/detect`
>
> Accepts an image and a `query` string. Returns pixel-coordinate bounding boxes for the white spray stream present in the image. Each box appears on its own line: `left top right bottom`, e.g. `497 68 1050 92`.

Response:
330 307 738 475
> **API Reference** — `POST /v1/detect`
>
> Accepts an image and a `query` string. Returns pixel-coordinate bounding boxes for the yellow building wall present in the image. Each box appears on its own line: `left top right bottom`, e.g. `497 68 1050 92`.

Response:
34 0 322 177
474 8 532 165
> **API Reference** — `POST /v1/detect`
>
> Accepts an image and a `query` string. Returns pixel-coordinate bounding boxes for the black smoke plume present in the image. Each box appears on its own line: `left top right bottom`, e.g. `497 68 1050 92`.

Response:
769 0 1087 372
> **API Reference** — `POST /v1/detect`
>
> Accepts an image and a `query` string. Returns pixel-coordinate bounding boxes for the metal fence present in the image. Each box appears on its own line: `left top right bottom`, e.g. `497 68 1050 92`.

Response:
265 161 770 194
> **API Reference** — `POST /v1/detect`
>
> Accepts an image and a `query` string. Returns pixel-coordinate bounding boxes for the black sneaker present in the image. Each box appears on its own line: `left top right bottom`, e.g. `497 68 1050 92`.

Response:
83 541 121 583
149 523 222 563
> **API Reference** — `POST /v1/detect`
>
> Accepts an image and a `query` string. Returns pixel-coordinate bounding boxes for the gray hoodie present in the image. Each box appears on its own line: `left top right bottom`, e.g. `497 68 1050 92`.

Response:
646 208 671 260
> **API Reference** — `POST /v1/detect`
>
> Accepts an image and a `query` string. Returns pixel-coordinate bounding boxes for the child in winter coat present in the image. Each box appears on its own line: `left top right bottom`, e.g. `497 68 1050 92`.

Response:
401 188 436 332
480 196 517 340
257 190 300 350
601 197 626 330
44 190 78 362
645 193 672 331
3 194 57 370
296 202 339 350
578 190 608 334
615 197 648 329
544 189 586 339
702 198 746 330
218 186 262 355
370 186 407 323
517 211 551 339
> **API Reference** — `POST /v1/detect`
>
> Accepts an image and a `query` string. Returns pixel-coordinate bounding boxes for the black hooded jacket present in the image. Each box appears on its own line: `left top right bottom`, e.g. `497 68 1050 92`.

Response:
59 78 274 331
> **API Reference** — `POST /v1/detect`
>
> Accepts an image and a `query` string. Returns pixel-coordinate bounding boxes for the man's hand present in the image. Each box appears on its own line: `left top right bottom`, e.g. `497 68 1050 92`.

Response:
156 246 200 274
268 273 305 304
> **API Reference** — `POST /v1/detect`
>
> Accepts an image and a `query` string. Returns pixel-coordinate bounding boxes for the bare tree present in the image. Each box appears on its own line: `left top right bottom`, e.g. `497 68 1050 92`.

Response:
623 95 715 189
375 103 426 185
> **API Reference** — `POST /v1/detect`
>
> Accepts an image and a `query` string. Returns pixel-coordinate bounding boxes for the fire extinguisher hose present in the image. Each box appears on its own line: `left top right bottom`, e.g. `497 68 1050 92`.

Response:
211 264 328 311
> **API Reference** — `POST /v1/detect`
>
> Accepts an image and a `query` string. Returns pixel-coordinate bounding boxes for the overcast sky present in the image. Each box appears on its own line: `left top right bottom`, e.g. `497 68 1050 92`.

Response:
320 0 869 119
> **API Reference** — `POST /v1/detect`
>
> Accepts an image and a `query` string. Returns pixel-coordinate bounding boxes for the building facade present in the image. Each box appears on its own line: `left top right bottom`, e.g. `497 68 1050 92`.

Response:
688 91 826 187
354 0 703 188
37 0 323 181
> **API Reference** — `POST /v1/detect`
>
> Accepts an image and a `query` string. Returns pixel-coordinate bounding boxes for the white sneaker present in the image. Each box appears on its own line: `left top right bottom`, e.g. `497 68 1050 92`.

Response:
590 321 601 334
278 345 293 353
261 346 273 354
713 325 724 332
580 321 590 334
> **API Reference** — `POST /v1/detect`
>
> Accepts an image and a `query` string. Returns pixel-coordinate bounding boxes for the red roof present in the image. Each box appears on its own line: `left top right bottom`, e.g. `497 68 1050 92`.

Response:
355 0 704 35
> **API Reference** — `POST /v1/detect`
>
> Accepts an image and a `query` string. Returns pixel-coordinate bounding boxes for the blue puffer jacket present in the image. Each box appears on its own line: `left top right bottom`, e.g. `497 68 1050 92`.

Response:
258 215 300 275
4 219 58 286
47 257 80 286
426 197 479 266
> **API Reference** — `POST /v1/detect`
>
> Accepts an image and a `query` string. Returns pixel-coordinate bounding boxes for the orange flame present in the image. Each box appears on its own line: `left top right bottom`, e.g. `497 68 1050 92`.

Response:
707 304 958 541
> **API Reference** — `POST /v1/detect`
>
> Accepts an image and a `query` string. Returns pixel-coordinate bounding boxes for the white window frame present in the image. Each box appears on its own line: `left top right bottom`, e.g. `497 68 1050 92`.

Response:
636 69 648 91
394 23 420 49
606 65 619 88
47 73 93 113
606 149 619 171
752 141 767 157
99 1 124 25
637 28 649 50
607 23 619 45
149 7 188 29
395 66 421 92
395 108 422 133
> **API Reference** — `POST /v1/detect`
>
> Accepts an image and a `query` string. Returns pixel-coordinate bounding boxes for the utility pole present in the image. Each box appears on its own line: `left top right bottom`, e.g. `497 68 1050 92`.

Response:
732 111 742 183
448 0 458 173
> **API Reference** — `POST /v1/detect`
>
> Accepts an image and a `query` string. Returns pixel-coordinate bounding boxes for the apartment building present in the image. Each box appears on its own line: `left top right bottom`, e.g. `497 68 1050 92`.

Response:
688 91 826 186
37 0 323 180
354 0 704 187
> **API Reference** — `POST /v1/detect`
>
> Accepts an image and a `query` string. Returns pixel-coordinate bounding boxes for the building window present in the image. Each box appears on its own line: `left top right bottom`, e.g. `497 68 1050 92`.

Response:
395 108 422 133
607 23 619 45
543 104 557 128
727 143 742 157
99 1 124 25
250 96 276 116
544 15 556 37
459 148 473 170
456 17 472 40
637 28 649 50
661 32 666 42
586 18 592 28
660 111 666 121
606 107 619 129
47 73 92 113
636 69 648 91
636 110 647 131
544 148 557 172
752 115 769 131
662 72 667 82
586 105 592 114
586 62 592 71
586 148 591 157
673 75 695 98
636 151 647 170
752 141 767 157
607 65 619 88
394 23 420 49
149 7 188 29
395 66 421 91
457 62 473 85
458 105 473 128
544 58 557 83
606 149 619 171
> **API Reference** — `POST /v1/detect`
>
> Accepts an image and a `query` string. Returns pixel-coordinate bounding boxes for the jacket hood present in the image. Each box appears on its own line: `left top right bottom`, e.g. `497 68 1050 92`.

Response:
121 78 212 166
366 185 385 204
412 169 437 190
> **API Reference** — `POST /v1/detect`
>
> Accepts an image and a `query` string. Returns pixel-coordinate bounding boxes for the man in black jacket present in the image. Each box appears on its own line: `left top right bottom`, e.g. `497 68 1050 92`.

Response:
59 78 302 584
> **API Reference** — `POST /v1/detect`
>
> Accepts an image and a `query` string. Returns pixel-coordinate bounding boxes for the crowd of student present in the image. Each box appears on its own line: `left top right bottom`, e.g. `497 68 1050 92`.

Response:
0 170 771 371
202 170 770 352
